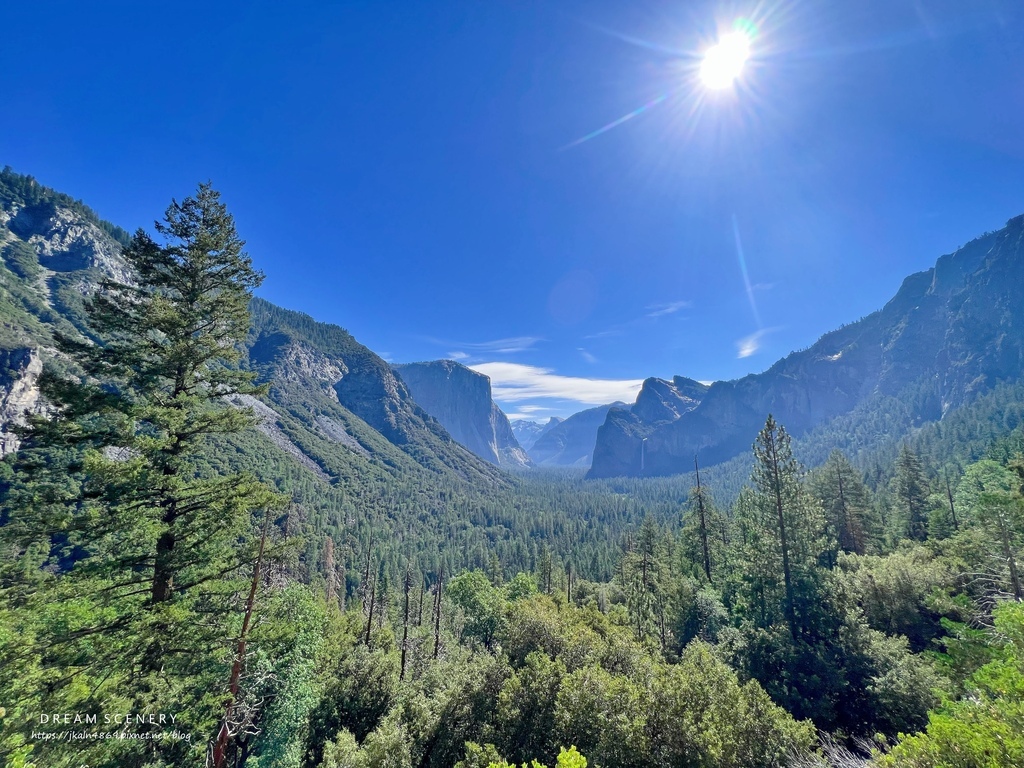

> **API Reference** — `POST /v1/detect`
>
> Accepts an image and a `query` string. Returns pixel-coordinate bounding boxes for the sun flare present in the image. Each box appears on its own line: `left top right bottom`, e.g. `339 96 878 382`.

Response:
699 30 752 90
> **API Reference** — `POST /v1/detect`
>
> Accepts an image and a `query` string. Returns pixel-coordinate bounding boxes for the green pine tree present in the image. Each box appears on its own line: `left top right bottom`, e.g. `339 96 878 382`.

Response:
741 415 830 642
0 184 286 766
892 444 931 542
811 449 878 556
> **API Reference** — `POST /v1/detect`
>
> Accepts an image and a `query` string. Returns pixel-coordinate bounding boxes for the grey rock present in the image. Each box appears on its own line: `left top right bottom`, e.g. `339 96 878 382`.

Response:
0 347 44 455
12 205 130 284
393 360 532 468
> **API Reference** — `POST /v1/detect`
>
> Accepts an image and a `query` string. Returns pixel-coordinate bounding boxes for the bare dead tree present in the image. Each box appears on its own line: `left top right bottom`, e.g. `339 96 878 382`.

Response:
400 565 413 681
211 507 272 768
432 566 444 660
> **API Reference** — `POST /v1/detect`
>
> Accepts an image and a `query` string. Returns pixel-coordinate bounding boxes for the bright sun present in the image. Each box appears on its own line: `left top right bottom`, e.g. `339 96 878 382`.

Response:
699 30 752 90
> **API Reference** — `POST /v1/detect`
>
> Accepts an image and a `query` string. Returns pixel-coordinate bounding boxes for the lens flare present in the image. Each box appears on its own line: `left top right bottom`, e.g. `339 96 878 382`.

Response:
700 29 752 90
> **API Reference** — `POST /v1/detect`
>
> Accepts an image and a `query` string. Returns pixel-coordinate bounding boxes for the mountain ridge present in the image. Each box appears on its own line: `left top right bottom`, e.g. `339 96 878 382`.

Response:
588 219 1024 478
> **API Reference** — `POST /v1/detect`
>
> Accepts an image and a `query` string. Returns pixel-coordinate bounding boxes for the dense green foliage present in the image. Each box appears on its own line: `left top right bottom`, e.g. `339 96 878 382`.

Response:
0 185 290 766
1 169 1024 766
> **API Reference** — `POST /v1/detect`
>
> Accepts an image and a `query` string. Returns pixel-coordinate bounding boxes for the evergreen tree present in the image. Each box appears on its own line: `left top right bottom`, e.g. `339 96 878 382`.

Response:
0 184 285 765
811 449 878 556
892 444 931 542
621 517 669 645
741 415 829 641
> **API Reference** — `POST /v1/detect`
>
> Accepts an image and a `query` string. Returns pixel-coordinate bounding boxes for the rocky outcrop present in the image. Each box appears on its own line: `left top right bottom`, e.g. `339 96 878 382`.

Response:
632 376 708 425
530 403 626 467
249 331 348 401
10 204 130 283
393 360 532 468
589 220 1024 478
0 347 44 455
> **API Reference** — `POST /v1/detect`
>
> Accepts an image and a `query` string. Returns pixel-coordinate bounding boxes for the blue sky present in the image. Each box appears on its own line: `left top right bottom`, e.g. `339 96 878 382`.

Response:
3 0 1023 420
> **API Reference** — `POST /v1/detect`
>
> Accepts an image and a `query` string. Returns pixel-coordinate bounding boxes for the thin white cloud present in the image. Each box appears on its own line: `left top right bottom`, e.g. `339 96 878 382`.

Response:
505 405 555 421
736 327 781 359
421 335 543 355
583 328 625 340
585 299 692 339
646 300 692 318
519 405 553 413
578 347 598 364
471 362 644 405
448 351 469 360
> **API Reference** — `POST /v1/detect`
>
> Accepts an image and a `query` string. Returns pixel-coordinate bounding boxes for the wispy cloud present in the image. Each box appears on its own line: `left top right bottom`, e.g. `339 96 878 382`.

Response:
583 328 625 340
505 404 556 421
578 348 598 364
516 405 554 414
735 327 781 359
471 362 644 405
585 298 692 339
645 300 692 318
415 335 544 362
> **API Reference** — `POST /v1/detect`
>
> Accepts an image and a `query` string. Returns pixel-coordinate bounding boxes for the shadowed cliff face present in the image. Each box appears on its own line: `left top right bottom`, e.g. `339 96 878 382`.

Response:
530 403 627 467
590 220 1024 479
392 360 532 468
512 417 562 453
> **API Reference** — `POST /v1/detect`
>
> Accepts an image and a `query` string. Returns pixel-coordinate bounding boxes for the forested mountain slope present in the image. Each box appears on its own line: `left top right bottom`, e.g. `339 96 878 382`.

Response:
590 219 1024 478
0 168 663 582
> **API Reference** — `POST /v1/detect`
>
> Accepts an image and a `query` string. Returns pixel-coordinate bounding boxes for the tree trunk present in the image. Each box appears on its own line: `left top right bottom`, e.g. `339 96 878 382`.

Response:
768 428 799 643
432 567 444 660
695 456 713 584
400 567 412 680
212 508 271 768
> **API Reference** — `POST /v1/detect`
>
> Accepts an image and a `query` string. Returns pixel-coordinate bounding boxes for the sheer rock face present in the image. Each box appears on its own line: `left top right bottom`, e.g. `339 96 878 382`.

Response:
0 347 44 455
632 376 708 425
590 219 1024 478
393 360 532 468
529 403 627 468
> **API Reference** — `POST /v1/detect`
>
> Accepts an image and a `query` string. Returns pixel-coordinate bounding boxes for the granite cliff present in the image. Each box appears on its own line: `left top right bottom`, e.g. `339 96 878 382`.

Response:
393 360 532 468
589 219 1024 477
